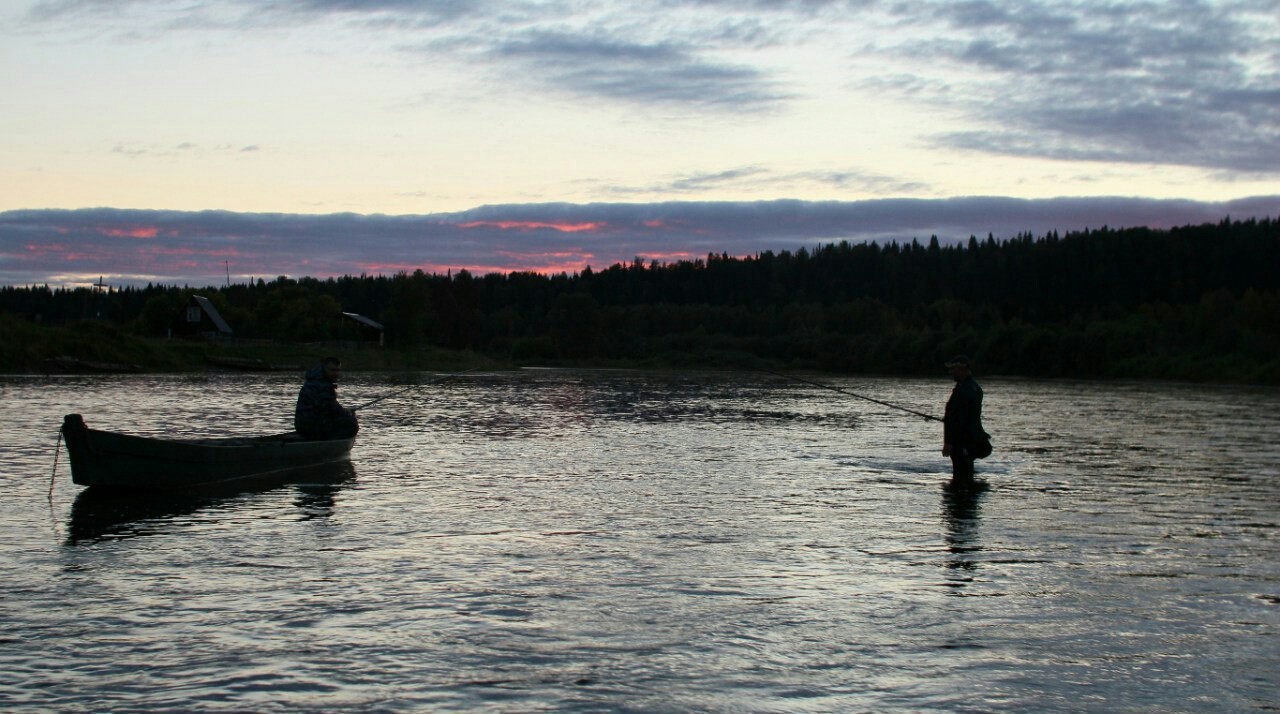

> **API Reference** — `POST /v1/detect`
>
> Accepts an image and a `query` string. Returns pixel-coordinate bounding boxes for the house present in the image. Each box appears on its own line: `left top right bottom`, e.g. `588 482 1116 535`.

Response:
342 312 385 348
178 295 233 339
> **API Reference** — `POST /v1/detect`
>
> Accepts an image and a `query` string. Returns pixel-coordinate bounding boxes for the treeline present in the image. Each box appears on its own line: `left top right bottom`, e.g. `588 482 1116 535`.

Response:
3 217 1278 381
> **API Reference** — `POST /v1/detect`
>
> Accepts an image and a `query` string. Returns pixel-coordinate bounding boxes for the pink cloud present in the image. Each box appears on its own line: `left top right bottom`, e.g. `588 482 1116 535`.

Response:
97 225 160 239
24 242 110 261
456 220 607 233
151 246 242 257
24 242 69 254
494 250 594 260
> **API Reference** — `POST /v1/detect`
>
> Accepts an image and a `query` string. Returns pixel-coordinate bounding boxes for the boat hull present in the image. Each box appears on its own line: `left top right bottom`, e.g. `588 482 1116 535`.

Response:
61 414 354 490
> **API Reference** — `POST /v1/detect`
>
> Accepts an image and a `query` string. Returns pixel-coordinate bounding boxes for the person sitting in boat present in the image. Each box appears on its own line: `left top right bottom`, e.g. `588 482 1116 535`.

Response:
295 357 359 440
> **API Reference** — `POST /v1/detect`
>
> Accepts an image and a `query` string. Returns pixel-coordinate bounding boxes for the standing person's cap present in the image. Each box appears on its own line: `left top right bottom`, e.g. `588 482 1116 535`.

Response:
944 355 970 368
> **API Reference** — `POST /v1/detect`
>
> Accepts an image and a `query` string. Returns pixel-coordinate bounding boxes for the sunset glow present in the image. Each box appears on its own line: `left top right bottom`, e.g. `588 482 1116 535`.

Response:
98 226 160 239
0 1 1276 285
7 196 1275 286
456 221 608 233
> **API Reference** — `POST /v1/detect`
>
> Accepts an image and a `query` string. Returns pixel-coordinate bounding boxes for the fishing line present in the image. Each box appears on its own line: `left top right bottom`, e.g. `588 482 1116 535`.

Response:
753 367 942 422
354 367 480 411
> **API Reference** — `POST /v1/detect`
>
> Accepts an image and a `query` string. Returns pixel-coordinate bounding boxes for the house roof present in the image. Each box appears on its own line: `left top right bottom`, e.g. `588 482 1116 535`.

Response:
191 295 233 334
342 312 385 331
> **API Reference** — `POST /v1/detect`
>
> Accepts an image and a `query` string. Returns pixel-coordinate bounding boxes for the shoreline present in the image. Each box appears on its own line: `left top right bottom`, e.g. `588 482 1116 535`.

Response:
3 315 1277 386
5 362 1280 391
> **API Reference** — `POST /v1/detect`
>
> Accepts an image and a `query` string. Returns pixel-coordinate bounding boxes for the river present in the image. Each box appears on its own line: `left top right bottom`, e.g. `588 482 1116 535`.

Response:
1 370 1277 712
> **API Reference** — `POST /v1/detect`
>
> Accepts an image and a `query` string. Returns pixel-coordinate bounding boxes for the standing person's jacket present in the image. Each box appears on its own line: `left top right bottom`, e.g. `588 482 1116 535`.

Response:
295 367 357 440
944 376 988 456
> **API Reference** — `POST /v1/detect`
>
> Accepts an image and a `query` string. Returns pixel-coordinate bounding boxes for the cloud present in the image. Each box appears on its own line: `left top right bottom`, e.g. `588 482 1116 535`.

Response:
3 196 1275 286
599 166 929 196
23 0 1280 172
29 0 796 112
27 0 482 33
602 166 773 195
110 142 262 159
486 31 792 111
876 0 1280 174
786 170 928 195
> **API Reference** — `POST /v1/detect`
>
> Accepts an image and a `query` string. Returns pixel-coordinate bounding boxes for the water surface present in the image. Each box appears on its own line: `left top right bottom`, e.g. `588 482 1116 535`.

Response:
1 371 1277 711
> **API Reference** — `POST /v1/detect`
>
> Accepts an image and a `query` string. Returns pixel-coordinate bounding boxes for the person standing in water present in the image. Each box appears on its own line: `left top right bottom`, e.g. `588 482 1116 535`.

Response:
295 357 359 440
942 355 988 489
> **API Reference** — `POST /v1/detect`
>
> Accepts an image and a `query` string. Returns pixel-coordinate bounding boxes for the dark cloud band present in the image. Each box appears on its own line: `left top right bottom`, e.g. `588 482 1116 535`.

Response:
3 196 1275 286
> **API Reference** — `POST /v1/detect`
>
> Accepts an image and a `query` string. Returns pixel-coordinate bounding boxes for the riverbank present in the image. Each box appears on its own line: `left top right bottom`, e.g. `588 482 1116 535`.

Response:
0 315 748 376
0 316 499 375
4 314 1278 384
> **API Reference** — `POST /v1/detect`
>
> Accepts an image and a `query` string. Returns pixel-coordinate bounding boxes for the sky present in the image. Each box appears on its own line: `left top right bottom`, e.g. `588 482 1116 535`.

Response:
1 0 1277 286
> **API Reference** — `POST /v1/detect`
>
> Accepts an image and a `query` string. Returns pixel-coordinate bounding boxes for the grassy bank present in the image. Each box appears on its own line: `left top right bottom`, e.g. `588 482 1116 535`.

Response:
0 315 502 374
4 314 1278 384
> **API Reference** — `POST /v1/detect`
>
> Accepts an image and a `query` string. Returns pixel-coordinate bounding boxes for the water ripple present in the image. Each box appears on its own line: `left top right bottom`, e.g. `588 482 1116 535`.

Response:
1 372 1277 711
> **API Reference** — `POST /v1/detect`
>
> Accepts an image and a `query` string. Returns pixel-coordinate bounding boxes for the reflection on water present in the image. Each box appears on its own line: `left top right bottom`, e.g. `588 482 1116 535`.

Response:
941 484 984 588
1 371 1277 712
292 473 349 522
67 461 356 543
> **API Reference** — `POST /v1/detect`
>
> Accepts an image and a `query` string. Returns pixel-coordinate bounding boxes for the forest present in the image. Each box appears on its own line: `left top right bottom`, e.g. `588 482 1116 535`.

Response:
2 217 1278 382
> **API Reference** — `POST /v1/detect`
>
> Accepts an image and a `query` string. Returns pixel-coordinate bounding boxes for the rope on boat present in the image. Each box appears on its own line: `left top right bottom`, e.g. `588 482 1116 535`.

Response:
49 430 62 504
48 430 64 541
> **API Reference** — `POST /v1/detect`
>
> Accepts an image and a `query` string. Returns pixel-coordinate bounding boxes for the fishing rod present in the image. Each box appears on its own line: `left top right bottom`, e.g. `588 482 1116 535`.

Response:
353 367 479 411
753 367 942 422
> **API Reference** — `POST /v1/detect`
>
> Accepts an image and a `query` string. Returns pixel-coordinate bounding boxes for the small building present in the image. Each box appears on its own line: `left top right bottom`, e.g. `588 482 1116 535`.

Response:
342 312 385 348
179 295 233 340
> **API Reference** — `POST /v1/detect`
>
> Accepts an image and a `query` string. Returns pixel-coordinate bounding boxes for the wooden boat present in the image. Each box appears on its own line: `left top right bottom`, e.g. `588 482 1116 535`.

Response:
60 413 355 490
